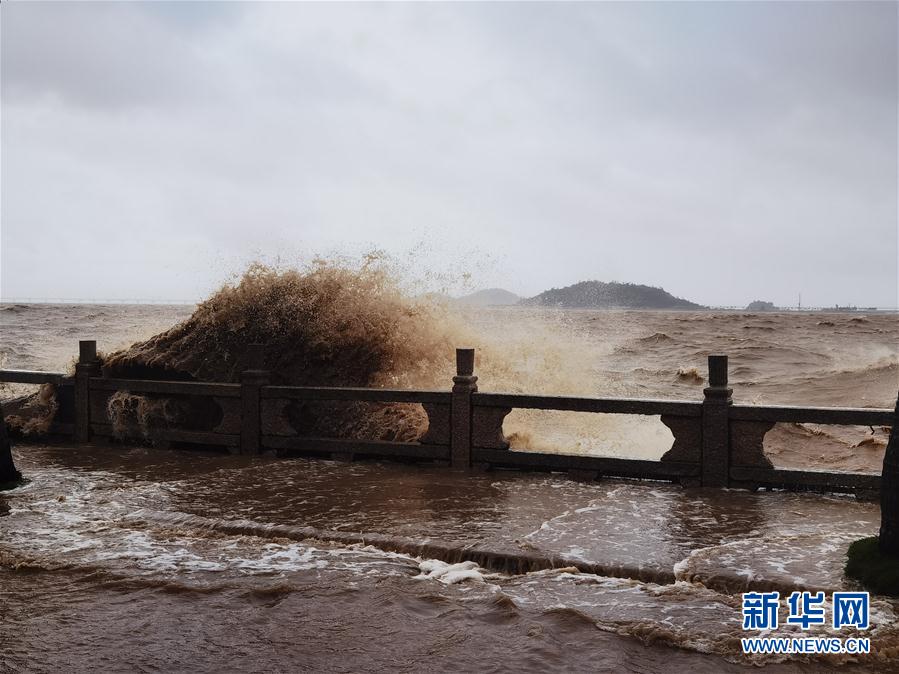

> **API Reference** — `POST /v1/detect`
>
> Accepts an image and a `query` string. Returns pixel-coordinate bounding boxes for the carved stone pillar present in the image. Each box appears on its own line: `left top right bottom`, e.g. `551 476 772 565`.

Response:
701 355 732 487
450 348 477 470
75 340 100 443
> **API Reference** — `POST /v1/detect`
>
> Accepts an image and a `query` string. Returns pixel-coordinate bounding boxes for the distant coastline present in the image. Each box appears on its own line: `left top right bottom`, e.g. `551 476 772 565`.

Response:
1 288 895 314
451 281 894 312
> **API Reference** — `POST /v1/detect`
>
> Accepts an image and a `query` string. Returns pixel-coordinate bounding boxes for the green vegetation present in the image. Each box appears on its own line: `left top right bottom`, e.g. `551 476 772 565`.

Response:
0 476 25 492
845 537 899 596
0 450 23 489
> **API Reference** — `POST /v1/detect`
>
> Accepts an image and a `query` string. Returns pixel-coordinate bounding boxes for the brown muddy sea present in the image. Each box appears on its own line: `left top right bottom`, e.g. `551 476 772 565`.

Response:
2 303 898 672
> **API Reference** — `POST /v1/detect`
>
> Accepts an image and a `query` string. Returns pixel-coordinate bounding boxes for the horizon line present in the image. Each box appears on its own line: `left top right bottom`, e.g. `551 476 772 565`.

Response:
2 297 898 312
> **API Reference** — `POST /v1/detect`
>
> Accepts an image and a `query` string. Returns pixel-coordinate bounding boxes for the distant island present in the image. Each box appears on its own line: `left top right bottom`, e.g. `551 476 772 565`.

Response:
520 281 704 310
456 284 888 312
455 288 521 307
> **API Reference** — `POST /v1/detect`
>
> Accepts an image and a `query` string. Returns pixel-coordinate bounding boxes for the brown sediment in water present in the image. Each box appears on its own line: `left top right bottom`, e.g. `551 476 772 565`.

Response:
102 261 458 389
3 286 898 467
105 391 183 440
4 443 898 670
96 262 470 441
2 262 634 449
675 366 704 385
4 383 58 435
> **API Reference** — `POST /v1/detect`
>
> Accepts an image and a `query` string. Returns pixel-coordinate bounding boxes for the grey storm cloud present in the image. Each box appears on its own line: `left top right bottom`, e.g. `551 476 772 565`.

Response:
1 1 896 306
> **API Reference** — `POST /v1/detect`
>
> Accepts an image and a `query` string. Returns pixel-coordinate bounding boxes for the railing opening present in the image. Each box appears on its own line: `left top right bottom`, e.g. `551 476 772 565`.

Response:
504 410 675 461
763 422 888 474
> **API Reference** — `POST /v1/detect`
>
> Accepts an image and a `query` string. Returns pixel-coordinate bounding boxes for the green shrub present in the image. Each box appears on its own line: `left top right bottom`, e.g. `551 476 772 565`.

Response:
845 537 899 596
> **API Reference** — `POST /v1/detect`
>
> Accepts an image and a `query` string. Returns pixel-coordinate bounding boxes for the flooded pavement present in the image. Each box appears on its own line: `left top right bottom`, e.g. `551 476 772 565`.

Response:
3 444 897 672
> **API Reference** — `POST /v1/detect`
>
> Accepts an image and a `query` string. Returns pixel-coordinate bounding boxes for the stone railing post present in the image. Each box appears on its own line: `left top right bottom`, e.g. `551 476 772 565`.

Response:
240 344 269 456
74 340 100 443
701 354 732 487
0 400 22 485
879 392 899 556
451 348 477 470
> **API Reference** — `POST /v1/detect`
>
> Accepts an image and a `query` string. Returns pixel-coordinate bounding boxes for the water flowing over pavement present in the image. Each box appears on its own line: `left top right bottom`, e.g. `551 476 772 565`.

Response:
3 445 898 671
2 303 898 671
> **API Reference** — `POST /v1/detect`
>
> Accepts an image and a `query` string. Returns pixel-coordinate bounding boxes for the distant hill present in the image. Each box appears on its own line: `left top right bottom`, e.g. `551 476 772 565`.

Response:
456 288 521 307
521 281 703 310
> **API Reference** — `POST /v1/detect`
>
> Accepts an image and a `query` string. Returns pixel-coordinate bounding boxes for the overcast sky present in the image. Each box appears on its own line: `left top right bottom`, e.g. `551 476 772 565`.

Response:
2 1 896 306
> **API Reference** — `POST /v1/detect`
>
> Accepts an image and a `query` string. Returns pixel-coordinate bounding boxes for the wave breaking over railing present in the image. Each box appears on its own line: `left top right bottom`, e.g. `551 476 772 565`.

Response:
1 340 895 497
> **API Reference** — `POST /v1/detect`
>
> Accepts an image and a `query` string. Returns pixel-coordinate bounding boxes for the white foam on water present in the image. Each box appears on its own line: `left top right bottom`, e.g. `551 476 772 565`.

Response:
415 559 491 584
232 544 326 573
1 465 428 580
